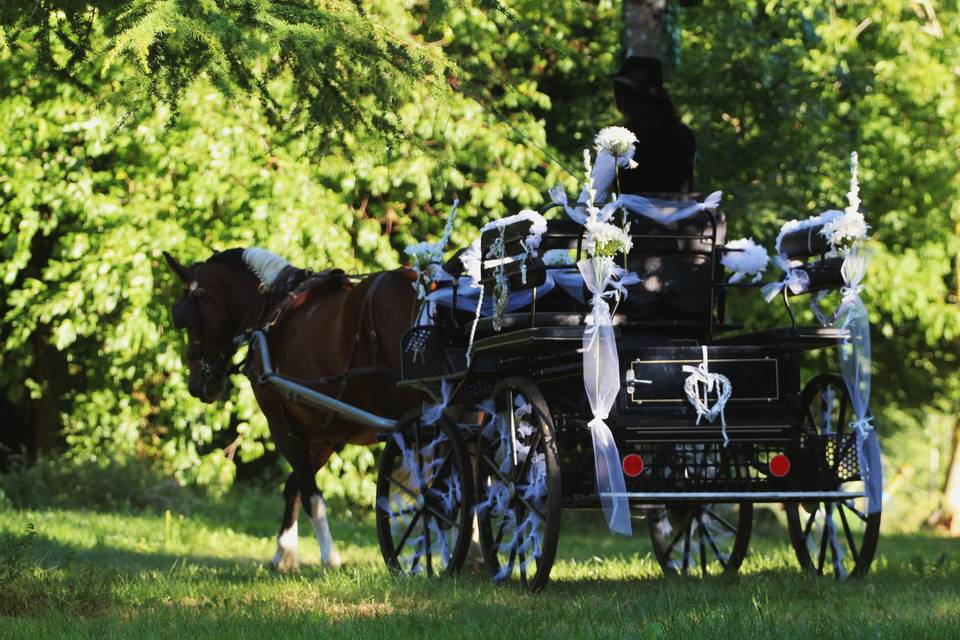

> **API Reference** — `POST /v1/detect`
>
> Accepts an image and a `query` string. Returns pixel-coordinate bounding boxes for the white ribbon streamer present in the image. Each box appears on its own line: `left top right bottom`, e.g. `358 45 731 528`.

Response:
578 256 632 536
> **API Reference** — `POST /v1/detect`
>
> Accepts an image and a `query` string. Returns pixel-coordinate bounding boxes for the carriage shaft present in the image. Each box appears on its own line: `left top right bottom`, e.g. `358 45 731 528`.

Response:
251 330 397 431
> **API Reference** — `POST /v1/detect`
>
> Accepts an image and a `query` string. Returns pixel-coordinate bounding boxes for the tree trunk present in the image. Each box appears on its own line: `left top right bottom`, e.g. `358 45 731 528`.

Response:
31 330 59 457
623 0 668 59
936 414 960 536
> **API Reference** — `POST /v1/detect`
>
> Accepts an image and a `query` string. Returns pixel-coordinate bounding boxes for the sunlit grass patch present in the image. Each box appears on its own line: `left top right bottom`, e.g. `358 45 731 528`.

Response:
1 494 959 638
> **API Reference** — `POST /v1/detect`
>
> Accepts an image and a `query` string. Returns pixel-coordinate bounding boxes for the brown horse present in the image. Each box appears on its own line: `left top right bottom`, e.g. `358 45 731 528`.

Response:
163 247 423 570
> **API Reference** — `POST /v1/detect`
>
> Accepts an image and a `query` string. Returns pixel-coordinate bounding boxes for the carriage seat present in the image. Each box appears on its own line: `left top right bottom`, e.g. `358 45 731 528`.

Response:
617 194 726 323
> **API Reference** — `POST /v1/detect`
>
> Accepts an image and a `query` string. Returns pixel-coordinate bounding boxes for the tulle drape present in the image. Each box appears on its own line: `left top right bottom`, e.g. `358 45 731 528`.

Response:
578 256 632 536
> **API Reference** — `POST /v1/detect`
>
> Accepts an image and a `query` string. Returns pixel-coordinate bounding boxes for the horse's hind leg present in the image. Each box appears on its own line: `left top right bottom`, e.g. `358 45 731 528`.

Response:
306 490 342 569
272 471 301 572
289 446 342 569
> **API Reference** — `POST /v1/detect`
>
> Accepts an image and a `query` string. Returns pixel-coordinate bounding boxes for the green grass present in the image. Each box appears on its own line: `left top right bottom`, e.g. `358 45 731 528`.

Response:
1 491 959 639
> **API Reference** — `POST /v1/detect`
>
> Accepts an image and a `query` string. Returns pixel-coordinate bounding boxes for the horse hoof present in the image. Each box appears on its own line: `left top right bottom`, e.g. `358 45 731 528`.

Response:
272 551 300 573
323 552 343 570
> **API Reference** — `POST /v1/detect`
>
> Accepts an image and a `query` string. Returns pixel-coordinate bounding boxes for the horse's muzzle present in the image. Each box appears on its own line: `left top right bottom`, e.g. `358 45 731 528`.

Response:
188 371 230 403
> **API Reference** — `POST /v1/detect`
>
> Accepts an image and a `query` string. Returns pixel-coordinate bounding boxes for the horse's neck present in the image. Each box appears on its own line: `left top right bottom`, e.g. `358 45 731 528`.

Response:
220 265 263 331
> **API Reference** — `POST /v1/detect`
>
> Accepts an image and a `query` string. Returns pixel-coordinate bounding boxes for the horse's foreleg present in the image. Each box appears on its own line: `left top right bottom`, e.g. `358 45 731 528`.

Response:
272 471 301 572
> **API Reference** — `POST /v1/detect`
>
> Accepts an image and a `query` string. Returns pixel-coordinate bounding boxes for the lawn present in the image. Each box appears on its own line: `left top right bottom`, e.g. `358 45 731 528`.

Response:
1 490 959 639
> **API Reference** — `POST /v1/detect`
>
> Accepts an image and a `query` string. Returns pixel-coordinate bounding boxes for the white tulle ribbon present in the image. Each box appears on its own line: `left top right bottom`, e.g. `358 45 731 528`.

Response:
681 346 733 446
761 256 810 302
578 256 632 536
597 190 723 226
850 415 875 481
421 380 453 425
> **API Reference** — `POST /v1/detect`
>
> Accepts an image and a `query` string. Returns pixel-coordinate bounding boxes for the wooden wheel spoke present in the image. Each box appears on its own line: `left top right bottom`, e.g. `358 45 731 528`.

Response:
704 508 739 535
519 548 528 589
512 429 543 485
413 422 423 478
802 507 819 541
387 474 455 529
423 452 454 497
390 509 423 564
387 474 419 501
697 517 708 575
424 512 433 576
843 500 868 522
482 454 513 486
816 512 830 575
514 494 546 524
410 536 424 573
504 536 518 579
837 503 860 565
664 519 687 556
701 518 729 569
681 525 693 575
825 504 846 578
423 503 458 530
493 514 510 547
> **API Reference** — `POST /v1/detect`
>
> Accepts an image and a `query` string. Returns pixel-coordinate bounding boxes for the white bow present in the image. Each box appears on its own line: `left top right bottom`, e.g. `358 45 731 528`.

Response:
850 415 875 480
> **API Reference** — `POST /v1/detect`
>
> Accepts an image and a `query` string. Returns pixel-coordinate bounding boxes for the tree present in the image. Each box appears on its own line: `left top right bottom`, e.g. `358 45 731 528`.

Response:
1 1 958 526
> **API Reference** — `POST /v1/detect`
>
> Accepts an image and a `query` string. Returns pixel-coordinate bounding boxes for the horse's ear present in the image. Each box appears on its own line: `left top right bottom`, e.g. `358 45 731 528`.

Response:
163 251 191 283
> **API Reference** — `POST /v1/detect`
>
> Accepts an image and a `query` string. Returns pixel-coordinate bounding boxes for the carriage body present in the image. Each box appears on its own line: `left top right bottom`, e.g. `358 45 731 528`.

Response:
383 197 877 587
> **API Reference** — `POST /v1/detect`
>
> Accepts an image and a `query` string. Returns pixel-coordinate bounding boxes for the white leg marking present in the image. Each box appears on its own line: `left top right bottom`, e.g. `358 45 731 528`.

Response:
309 494 342 568
272 524 300 572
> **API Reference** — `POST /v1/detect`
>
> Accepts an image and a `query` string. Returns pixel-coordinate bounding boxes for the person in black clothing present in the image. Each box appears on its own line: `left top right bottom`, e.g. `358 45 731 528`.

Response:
610 56 696 195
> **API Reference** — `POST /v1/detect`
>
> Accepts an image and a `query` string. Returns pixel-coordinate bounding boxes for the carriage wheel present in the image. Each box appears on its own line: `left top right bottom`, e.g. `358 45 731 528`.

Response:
785 374 881 579
475 378 561 592
648 502 753 577
376 409 474 576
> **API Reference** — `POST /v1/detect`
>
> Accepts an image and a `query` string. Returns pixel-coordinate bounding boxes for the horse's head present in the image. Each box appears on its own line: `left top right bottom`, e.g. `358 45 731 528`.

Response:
163 250 253 403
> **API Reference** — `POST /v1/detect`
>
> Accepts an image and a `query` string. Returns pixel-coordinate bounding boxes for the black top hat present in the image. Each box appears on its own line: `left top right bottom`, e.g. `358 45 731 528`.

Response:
610 56 668 100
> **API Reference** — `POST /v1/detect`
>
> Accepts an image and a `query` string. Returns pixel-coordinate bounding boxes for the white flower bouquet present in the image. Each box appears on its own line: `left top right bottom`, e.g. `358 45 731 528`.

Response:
585 220 633 258
594 126 638 158
820 209 868 251
404 240 444 272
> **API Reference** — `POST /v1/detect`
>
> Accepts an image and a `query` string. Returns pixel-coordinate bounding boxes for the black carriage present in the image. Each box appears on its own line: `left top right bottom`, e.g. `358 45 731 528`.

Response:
374 197 880 590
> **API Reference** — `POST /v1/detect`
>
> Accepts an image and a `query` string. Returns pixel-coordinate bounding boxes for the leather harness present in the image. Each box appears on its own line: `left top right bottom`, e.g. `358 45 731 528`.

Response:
242 268 396 440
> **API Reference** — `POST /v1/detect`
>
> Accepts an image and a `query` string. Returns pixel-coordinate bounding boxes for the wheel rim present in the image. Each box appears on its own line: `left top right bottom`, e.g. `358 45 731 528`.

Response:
788 375 880 578
649 503 752 576
377 414 471 576
476 382 559 591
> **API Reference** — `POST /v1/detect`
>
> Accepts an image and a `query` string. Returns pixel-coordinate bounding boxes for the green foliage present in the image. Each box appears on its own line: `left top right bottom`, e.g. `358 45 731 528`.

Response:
0 456 190 513
0 0 448 134
0 1 958 511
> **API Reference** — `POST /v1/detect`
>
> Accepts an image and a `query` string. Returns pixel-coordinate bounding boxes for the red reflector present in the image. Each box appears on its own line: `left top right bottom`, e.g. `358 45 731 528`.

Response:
770 454 791 477
622 453 644 477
